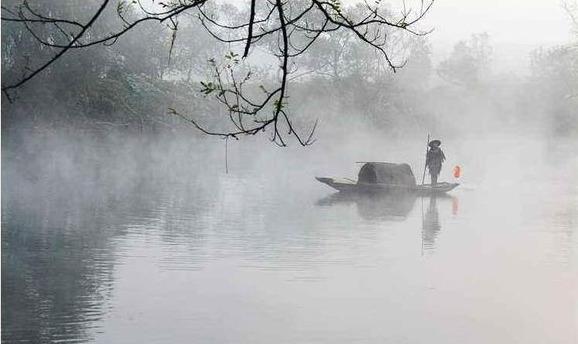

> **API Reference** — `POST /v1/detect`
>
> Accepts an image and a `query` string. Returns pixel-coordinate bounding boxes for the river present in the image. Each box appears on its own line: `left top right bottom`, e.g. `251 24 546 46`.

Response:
2 131 577 343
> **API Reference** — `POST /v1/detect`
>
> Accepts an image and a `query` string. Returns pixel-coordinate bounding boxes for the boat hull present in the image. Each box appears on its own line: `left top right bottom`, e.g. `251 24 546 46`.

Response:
315 177 459 194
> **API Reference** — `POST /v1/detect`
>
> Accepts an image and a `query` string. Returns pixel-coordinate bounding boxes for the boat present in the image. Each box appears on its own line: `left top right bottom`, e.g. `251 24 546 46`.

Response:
315 162 459 195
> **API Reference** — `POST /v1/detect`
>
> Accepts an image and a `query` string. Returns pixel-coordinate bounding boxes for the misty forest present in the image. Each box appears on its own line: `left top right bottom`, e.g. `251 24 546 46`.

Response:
2 0 577 343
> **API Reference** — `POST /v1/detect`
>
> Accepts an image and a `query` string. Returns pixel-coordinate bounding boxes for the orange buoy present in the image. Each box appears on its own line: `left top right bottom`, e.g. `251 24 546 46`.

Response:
453 165 461 178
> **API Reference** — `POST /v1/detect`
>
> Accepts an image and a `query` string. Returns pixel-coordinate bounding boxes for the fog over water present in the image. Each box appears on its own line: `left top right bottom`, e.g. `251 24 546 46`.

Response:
2 0 578 343
2 129 577 343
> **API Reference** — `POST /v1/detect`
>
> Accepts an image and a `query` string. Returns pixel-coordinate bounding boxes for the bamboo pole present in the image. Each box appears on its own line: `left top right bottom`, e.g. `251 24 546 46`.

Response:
421 134 430 185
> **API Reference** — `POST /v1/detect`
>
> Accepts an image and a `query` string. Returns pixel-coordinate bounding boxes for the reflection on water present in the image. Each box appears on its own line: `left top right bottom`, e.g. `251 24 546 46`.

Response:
318 191 457 254
317 191 417 221
1 186 117 343
422 195 445 251
2 135 577 344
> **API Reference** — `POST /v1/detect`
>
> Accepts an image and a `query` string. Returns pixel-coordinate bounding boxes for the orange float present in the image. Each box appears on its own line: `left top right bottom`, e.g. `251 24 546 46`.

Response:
453 165 461 178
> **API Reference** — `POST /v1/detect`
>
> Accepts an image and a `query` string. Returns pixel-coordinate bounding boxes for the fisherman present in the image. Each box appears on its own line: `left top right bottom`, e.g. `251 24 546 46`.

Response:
426 139 445 185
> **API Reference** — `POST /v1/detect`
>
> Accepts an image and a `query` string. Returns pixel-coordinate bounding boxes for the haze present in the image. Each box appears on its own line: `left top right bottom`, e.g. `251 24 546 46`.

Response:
2 1 577 343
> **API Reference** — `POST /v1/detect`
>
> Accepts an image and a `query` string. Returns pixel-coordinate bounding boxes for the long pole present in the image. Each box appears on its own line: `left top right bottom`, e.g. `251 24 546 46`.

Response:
421 134 430 185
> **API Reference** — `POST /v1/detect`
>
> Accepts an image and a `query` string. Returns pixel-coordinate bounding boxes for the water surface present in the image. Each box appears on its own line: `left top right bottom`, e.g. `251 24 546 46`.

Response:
2 134 577 343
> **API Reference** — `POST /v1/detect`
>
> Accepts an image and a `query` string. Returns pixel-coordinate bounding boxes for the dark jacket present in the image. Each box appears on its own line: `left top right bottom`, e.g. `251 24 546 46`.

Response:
426 147 446 175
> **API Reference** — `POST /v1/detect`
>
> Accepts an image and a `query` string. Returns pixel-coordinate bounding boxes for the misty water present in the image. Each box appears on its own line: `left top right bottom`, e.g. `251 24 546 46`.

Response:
2 131 577 344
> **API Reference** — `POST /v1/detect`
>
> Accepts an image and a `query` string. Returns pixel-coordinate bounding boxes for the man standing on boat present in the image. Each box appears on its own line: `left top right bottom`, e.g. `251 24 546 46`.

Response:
426 139 446 185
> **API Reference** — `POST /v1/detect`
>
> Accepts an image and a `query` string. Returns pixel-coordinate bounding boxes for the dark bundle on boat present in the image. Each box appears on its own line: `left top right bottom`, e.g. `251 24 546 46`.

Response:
357 162 416 187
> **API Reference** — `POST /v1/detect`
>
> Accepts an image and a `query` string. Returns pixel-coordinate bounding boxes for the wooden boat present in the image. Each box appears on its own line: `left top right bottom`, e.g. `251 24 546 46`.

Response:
315 177 459 194
315 162 459 195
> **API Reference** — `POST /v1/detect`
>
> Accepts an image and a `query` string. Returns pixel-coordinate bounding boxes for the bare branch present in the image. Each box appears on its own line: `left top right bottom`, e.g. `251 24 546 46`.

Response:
2 0 112 95
3 0 435 145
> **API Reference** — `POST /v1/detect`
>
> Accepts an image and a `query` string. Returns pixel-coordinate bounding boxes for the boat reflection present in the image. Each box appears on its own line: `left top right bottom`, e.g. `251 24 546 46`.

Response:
317 191 417 221
317 191 459 253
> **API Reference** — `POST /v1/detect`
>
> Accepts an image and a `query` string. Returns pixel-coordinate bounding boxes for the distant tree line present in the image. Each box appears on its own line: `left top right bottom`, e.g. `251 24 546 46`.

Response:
1 0 434 145
2 0 576 143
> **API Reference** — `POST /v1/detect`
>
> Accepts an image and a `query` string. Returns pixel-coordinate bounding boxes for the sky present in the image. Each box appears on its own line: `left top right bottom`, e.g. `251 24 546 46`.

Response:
423 0 571 46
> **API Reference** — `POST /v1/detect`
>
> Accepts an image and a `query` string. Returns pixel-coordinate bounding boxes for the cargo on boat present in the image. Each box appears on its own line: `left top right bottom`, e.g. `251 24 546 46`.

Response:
315 162 459 194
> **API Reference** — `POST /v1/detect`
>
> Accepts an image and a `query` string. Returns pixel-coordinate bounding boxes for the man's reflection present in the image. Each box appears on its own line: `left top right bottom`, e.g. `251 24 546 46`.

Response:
422 195 441 251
